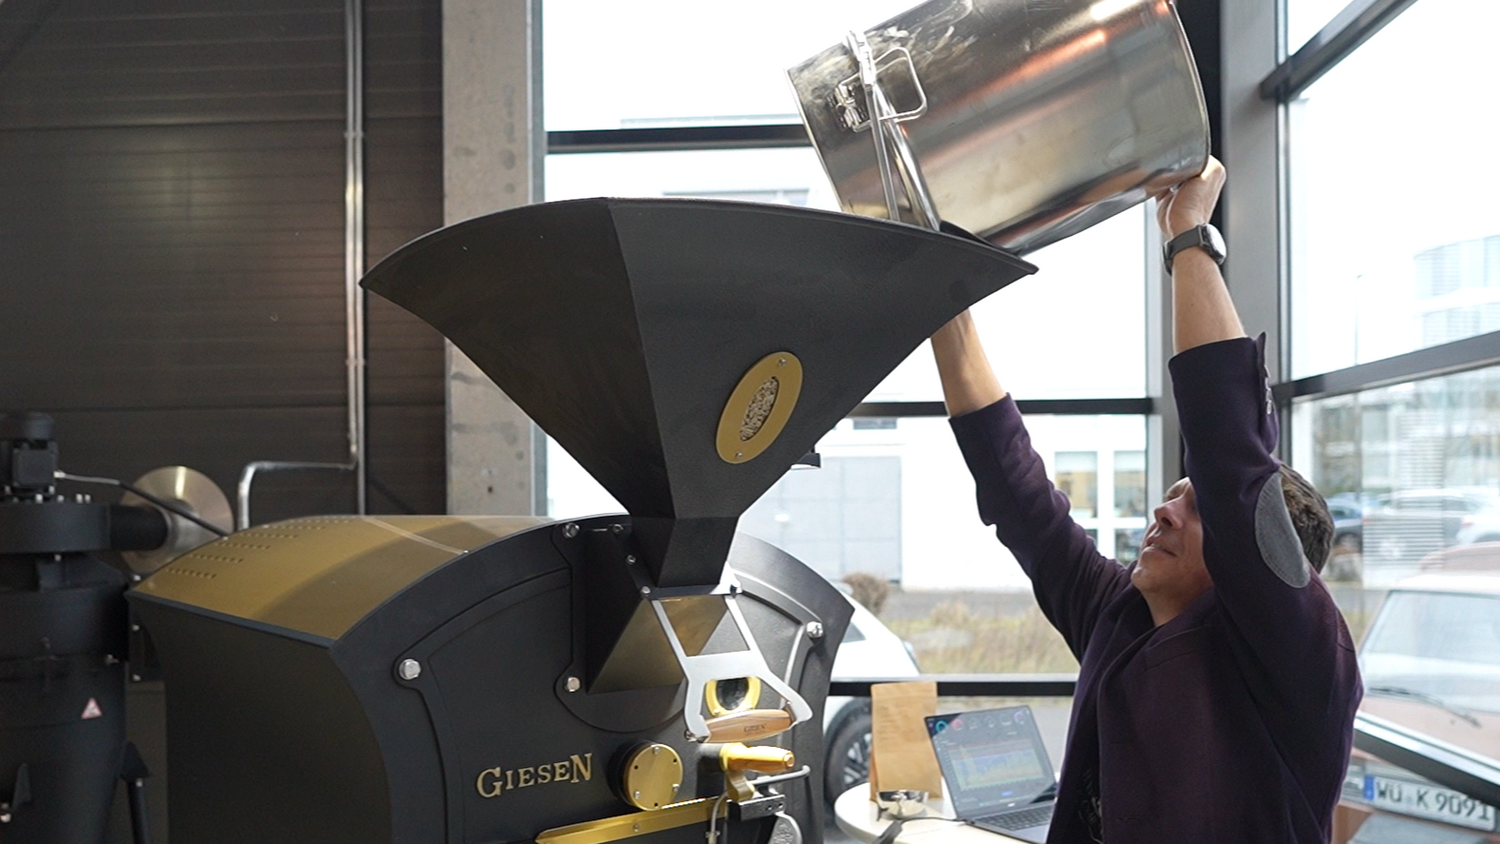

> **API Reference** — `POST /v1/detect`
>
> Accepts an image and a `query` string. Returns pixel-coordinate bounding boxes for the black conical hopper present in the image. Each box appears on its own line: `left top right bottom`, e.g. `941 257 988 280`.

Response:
362 198 1033 587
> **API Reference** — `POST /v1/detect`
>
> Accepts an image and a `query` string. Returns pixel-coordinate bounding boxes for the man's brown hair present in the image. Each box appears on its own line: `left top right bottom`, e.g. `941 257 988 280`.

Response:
1278 464 1334 573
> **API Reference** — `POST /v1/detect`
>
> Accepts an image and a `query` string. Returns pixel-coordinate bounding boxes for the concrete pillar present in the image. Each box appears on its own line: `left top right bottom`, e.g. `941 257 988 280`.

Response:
441 0 547 515
1221 0 1285 456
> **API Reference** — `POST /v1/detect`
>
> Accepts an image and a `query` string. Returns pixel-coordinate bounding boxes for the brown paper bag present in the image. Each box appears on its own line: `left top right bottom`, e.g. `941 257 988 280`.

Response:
868 681 942 797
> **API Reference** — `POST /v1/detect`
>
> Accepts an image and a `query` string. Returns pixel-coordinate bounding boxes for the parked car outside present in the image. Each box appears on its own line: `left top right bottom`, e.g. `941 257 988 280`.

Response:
1359 489 1500 586
1325 494 1369 581
823 595 921 807
1334 568 1500 843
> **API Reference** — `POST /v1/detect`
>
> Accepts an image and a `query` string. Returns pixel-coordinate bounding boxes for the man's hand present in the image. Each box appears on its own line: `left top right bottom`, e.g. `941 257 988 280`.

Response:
1156 156 1226 240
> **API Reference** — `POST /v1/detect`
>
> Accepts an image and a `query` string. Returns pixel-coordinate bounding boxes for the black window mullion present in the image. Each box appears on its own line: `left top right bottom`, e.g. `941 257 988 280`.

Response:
1273 328 1500 404
547 124 810 154
1259 0 1422 102
848 398 1155 419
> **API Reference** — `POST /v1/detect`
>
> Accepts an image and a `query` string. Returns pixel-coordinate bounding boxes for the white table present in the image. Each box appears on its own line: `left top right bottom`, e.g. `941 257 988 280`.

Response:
832 786 1027 844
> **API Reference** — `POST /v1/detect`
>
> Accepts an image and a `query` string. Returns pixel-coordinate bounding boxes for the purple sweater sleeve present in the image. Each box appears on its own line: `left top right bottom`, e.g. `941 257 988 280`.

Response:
1170 337 1359 730
950 398 1132 658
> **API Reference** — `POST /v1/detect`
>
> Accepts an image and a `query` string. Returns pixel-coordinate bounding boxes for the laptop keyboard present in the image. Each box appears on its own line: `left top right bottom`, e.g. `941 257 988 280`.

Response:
975 805 1054 830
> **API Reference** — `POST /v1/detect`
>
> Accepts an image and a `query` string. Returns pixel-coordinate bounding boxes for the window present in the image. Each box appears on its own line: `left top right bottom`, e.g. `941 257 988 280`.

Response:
1291 365 1500 589
1113 450 1146 518
548 414 1147 598
741 456 903 582
1283 0 1354 55
1054 451 1098 519
1287 0 1500 378
543 1 915 131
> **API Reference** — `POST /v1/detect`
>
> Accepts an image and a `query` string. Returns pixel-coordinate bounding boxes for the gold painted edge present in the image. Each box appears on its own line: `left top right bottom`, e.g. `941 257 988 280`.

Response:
535 797 724 844
715 352 804 464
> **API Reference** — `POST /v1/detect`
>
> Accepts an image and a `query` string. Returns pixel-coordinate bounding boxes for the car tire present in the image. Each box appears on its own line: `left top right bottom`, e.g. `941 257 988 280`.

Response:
824 707 873 809
1334 532 1361 554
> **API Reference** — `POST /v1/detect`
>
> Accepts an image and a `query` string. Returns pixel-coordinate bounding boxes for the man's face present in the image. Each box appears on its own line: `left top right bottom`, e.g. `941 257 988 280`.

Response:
1132 478 1213 604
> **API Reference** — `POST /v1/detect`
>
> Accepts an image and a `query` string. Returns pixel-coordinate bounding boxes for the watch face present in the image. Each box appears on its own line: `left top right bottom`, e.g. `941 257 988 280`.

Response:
1202 224 1226 261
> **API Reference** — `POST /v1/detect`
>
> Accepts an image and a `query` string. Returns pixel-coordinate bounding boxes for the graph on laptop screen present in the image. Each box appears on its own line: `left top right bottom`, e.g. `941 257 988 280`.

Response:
950 737 1047 794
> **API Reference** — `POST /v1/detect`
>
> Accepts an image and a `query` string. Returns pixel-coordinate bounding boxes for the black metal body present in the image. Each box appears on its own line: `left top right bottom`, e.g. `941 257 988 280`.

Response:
128 518 850 844
361 198 1034 590
0 412 132 844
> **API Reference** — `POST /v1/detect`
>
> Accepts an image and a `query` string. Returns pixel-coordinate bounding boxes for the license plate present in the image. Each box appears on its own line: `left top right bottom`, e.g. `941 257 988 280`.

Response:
1364 774 1497 832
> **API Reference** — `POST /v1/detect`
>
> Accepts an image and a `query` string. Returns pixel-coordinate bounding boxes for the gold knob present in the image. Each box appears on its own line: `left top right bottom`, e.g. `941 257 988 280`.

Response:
620 744 683 811
720 742 795 773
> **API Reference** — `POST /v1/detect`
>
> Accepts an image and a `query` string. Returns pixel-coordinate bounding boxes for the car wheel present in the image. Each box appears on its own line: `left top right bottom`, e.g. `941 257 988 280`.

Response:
1334 532 1361 554
824 709 873 808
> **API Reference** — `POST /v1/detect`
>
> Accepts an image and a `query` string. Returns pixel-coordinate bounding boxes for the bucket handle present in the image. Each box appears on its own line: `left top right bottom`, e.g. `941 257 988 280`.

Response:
843 32 941 231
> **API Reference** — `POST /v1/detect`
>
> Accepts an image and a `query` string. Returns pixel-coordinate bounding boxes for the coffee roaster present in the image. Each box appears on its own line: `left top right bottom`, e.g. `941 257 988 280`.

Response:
125 198 1034 844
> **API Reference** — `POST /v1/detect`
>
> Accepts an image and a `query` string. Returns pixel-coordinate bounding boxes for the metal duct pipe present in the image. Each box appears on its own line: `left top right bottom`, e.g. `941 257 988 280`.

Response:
344 0 368 514
233 0 365 530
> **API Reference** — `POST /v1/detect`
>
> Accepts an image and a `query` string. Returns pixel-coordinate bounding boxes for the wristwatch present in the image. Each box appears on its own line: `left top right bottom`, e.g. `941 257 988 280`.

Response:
1162 223 1226 272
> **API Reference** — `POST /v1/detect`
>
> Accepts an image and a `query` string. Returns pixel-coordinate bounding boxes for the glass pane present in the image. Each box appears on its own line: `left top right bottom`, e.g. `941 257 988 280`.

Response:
549 413 1147 673
871 204 1149 401
545 147 839 207
1288 0 1500 378
1291 368 1500 801
1113 450 1146 518
1284 0 1354 56
543 0 915 131
1290 366 1500 590
1055 451 1098 518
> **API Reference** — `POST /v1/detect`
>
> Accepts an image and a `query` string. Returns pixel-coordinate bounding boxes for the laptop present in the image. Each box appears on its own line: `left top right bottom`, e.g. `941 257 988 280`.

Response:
925 706 1057 844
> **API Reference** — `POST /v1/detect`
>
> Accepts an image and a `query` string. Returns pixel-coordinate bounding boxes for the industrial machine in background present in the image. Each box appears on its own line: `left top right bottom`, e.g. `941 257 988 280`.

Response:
0 412 230 844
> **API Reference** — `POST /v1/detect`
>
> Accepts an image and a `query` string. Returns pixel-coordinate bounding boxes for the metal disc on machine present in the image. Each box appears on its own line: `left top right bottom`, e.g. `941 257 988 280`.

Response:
120 466 233 574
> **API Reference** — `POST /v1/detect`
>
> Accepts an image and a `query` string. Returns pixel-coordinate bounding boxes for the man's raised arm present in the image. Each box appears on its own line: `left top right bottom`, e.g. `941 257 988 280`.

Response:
930 310 1007 417
1157 157 1245 353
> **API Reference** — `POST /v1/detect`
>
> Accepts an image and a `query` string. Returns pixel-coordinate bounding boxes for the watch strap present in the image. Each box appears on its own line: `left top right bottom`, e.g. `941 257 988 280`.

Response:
1163 223 1225 271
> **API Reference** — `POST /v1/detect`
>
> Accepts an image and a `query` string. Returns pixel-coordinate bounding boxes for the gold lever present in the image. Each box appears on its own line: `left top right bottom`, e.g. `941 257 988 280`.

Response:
719 742 795 773
720 742 796 802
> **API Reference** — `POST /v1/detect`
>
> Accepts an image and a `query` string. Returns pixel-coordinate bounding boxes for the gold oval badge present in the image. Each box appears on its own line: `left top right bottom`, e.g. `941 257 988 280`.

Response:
716 352 803 464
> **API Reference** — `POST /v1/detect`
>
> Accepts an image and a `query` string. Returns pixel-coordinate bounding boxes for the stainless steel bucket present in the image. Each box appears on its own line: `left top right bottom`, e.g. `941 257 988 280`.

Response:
788 0 1210 254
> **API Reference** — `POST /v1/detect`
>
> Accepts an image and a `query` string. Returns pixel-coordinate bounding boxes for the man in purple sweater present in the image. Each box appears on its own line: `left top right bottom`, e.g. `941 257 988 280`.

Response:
930 158 1362 843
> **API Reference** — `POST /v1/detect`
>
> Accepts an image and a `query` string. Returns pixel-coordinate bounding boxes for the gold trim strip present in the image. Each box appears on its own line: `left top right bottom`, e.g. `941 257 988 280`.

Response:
715 352 803 464
535 798 724 844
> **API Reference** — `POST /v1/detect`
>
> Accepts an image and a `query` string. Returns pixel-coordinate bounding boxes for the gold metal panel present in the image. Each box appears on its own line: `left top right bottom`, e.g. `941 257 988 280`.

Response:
715 352 803 464
135 515 548 641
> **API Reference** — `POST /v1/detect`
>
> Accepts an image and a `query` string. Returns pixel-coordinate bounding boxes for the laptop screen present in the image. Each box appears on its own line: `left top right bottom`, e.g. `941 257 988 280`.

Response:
925 706 1056 817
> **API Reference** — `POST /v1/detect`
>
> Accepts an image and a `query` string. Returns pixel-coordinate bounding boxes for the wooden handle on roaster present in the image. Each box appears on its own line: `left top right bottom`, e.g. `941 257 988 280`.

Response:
703 708 795 743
